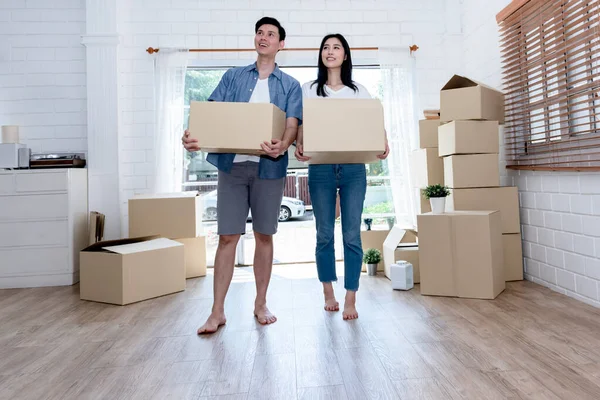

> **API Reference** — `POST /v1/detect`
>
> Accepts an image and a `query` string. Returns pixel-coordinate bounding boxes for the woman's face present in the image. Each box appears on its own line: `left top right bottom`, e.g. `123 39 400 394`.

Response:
321 37 346 69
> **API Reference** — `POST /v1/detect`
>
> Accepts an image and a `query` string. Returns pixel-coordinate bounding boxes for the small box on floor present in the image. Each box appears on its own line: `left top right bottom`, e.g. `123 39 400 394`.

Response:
440 75 505 123
129 192 203 239
188 101 286 154
80 236 186 305
383 227 419 282
503 233 524 281
390 261 414 290
303 98 386 164
394 244 420 284
443 154 500 189
174 236 207 278
417 211 505 300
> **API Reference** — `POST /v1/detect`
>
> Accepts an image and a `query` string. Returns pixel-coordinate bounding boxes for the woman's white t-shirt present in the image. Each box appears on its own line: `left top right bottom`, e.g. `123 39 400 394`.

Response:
301 81 373 100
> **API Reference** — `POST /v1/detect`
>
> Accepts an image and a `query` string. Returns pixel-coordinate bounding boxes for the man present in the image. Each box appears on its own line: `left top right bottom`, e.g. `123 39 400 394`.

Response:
182 17 302 334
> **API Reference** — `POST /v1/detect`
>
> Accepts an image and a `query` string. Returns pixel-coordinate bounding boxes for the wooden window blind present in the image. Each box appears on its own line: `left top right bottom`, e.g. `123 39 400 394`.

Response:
498 0 600 171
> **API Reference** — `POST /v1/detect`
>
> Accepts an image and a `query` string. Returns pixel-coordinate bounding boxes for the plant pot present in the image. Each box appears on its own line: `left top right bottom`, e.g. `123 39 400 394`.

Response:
430 197 446 214
367 263 378 276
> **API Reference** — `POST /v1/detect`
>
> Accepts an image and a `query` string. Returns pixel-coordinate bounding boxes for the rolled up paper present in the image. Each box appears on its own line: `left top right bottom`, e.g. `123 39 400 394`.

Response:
1 125 19 144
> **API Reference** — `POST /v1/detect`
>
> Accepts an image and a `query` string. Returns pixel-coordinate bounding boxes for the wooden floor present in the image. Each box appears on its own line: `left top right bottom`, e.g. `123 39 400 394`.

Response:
1 264 600 400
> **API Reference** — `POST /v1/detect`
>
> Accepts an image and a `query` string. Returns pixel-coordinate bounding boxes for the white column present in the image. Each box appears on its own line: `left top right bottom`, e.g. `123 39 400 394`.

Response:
81 0 121 240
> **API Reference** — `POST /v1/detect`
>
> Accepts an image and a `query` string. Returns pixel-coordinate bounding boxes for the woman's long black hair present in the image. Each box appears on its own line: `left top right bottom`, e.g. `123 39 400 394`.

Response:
311 33 358 97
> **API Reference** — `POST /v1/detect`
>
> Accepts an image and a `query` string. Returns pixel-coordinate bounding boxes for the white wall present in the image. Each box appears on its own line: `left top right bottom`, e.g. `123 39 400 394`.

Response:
0 0 87 154
461 0 600 307
117 0 464 230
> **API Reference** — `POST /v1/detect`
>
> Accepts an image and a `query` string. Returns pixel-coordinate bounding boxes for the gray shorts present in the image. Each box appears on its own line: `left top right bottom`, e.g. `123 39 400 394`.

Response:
217 162 285 236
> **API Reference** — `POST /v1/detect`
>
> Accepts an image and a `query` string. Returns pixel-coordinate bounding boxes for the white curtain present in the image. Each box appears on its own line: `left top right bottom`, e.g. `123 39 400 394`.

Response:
378 47 420 229
151 48 189 194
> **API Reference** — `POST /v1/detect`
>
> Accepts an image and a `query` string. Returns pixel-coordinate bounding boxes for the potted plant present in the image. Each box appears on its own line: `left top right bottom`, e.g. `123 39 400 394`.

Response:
423 184 451 214
363 248 381 276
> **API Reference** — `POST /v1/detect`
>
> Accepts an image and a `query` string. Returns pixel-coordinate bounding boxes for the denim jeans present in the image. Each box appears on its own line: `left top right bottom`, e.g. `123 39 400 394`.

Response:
308 164 367 291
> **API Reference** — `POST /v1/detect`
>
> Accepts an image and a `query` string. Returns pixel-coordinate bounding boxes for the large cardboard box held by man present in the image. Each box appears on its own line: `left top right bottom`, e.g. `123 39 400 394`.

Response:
440 75 505 123
302 98 386 164
446 186 520 234
411 148 444 188
438 120 499 157
80 236 186 305
129 192 203 239
188 101 286 154
417 211 505 300
444 154 500 188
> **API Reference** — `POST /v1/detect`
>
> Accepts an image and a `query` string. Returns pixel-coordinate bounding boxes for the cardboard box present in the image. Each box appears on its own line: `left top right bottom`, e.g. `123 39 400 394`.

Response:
174 236 207 278
80 236 186 305
440 75 505 123
303 98 386 164
129 192 203 239
411 148 444 188
438 120 499 157
361 229 390 272
419 119 442 148
188 101 285 154
416 188 431 214
443 154 500 188
393 245 420 283
383 226 418 278
417 211 505 299
503 233 524 281
446 186 520 233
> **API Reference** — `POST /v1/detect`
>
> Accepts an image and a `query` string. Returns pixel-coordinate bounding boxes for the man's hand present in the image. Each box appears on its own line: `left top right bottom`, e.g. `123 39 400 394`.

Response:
294 143 311 162
182 129 200 152
261 139 286 158
377 140 390 160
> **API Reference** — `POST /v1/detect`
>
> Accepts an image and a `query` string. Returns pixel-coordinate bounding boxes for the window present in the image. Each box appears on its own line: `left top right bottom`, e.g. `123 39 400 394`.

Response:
498 0 600 170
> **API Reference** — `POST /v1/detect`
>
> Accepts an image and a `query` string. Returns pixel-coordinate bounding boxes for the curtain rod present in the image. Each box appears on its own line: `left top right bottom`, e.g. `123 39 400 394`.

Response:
146 45 419 55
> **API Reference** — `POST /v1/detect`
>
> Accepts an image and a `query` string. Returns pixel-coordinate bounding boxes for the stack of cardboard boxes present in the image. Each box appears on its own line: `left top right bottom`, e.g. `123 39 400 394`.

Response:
79 192 208 306
416 74 524 300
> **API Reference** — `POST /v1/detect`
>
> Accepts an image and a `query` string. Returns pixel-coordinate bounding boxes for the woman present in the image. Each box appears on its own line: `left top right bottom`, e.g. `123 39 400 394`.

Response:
295 34 389 320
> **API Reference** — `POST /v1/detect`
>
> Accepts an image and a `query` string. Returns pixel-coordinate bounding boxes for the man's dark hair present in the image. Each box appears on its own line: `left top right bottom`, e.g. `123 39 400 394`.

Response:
255 17 286 41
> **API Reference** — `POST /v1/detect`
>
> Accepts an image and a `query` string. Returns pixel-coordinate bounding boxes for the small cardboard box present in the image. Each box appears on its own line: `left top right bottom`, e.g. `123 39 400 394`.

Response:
446 186 520 233
444 154 500 188
188 101 286 154
80 236 186 305
303 98 386 164
438 120 499 157
394 245 420 283
383 226 418 279
416 188 432 214
419 119 442 149
440 75 505 123
129 192 203 239
361 229 390 272
417 211 505 299
411 148 444 188
503 233 524 281
174 236 207 278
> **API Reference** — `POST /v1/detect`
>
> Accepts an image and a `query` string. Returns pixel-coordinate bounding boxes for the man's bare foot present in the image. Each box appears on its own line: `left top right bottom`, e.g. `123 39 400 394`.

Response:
343 291 358 320
254 304 277 325
197 312 226 335
323 282 339 312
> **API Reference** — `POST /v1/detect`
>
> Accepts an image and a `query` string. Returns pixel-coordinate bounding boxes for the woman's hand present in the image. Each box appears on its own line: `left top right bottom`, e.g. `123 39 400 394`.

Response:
294 143 311 162
378 140 390 160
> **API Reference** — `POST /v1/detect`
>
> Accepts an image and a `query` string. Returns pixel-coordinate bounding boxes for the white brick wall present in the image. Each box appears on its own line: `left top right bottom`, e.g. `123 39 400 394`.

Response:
0 0 86 154
117 0 464 228
461 0 600 308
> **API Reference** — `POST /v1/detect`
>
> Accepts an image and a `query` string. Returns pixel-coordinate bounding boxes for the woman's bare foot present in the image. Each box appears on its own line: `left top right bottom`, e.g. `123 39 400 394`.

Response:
254 303 277 325
197 312 227 335
323 282 339 311
343 290 358 320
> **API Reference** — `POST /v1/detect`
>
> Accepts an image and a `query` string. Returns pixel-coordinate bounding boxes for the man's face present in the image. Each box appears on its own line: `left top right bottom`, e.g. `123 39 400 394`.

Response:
254 24 284 57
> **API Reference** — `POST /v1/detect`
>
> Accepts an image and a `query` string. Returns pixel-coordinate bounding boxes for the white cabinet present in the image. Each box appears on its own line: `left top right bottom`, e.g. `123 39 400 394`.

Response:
0 169 88 288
